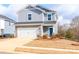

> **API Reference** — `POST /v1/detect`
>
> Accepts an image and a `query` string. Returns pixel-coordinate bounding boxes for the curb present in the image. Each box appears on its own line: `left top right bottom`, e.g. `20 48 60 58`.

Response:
17 46 79 53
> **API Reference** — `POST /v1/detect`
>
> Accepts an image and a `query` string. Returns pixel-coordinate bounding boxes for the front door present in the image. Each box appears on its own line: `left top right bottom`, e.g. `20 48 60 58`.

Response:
49 28 53 36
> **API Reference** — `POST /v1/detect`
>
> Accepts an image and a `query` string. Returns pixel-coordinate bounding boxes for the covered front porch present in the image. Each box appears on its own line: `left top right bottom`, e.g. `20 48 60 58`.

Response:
43 26 53 36
38 25 54 37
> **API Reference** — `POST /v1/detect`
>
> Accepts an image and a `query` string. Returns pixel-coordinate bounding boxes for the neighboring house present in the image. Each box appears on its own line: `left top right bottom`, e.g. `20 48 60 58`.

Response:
0 15 15 37
15 5 58 39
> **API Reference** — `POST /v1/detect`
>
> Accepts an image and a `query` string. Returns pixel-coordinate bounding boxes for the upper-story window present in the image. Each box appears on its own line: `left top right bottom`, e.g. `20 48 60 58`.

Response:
9 21 11 26
48 14 52 20
28 14 32 20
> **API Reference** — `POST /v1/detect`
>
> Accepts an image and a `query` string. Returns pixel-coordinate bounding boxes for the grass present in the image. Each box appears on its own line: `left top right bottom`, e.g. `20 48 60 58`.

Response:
24 39 79 50
15 39 79 54
15 47 79 54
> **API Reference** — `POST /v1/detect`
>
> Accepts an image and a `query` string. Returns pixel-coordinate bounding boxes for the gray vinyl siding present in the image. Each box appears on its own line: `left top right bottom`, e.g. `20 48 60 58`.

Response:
17 6 58 36
44 13 57 21
17 8 57 22
18 8 43 22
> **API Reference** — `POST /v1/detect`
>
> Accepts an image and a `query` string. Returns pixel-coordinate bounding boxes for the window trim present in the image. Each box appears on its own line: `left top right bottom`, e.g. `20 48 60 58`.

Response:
47 13 52 20
27 13 32 20
9 21 11 26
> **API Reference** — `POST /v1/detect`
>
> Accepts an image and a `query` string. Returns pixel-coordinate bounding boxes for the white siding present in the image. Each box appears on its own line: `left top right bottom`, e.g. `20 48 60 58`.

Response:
53 23 58 35
4 20 15 34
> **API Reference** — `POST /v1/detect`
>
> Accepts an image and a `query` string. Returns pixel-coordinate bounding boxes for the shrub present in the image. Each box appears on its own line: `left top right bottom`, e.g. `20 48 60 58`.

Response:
36 35 42 40
50 34 64 40
65 29 74 39
55 34 62 38
3 34 14 38
50 35 56 39
42 35 48 39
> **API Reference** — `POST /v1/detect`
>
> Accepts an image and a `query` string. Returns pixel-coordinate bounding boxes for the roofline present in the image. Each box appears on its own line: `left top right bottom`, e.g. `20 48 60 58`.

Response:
0 15 16 23
17 4 36 14
35 5 56 12
15 21 56 24
17 4 56 14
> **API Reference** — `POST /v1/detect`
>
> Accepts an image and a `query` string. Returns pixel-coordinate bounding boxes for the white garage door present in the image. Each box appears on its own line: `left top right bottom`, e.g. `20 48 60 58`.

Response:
17 27 38 39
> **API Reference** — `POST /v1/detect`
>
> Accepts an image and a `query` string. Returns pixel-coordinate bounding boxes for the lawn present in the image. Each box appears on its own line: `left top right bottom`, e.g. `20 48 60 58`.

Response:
15 39 79 54
24 39 79 50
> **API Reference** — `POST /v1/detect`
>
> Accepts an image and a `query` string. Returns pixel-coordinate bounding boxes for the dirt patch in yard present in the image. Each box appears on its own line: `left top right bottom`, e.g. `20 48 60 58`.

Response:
24 39 79 50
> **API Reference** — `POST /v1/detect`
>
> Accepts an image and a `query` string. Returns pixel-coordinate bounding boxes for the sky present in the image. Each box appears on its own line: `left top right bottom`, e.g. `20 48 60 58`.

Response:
0 4 79 25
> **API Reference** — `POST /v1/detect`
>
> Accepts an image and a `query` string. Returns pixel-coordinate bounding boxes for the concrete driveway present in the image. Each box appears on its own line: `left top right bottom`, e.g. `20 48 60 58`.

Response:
0 37 33 53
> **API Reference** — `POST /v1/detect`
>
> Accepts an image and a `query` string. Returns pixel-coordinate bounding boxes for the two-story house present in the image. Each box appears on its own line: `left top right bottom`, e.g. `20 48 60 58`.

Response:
15 5 58 39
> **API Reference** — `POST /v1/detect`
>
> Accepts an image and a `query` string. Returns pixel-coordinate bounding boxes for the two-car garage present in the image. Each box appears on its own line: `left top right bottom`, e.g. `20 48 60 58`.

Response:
16 27 38 39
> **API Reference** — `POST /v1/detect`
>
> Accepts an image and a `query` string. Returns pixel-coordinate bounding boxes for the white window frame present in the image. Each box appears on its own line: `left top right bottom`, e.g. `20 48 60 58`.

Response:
27 13 32 20
47 13 52 20
9 21 11 26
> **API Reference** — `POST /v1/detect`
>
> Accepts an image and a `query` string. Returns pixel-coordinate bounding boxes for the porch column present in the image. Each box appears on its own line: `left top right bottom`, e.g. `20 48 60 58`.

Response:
40 25 43 36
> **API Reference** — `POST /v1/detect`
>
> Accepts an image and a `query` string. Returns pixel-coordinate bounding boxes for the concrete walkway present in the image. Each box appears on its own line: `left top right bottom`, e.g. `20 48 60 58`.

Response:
0 37 33 53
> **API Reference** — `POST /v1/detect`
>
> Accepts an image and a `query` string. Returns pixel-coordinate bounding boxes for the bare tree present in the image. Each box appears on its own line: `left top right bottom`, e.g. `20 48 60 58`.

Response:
70 16 79 40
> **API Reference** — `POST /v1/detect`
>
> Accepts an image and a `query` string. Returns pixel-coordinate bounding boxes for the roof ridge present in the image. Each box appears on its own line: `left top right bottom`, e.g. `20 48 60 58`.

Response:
0 14 16 23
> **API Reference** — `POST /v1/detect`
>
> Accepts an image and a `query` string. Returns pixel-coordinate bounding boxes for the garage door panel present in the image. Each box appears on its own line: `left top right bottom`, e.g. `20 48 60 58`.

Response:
17 27 38 39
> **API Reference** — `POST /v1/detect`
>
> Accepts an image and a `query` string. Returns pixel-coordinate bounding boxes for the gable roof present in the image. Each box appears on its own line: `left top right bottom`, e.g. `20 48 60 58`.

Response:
35 5 56 12
25 5 56 13
18 5 57 14
0 15 16 23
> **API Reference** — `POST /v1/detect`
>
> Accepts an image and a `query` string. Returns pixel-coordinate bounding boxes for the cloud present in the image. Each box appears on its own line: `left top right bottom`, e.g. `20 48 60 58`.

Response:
0 4 78 25
0 5 7 14
58 15 71 25
0 4 28 20
5 4 28 20
8 4 27 13
3 4 37 20
50 4 79 25
51 4 79 19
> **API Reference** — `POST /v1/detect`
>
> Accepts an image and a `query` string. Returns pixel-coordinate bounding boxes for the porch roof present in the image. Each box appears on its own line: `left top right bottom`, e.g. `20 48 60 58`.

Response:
15 21 56 27
16 21 56 24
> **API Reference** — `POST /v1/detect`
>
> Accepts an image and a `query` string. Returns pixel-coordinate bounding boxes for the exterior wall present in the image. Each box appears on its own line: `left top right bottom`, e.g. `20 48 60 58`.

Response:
0 18 4 35
44 12 57 21
18 8 43 22
17 8 57 22
4 20 15 35
53 23 58 35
